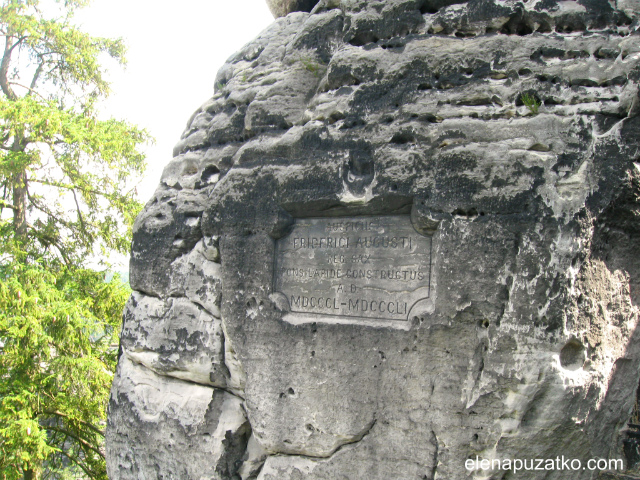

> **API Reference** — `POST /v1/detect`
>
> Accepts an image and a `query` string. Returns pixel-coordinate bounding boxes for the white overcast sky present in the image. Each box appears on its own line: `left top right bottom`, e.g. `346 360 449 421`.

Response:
76 0 274 202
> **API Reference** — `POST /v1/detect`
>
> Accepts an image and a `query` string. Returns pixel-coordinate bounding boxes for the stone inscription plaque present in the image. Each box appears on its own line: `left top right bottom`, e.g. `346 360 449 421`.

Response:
273 215 432 322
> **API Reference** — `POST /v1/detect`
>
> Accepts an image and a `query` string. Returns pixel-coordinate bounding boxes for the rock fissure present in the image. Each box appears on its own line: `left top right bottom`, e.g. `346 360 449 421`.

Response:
430 430 439 480
266 418 378 461
120 349 244 399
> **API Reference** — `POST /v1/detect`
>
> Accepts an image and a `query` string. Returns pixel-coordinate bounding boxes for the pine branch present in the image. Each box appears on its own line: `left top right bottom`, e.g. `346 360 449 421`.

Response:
55 448 96 479
40 410 105 437
29 58 45 92
28 177 104 198
1 35 26 100
8 81 47 101
44 425 104 459
0 199 16 210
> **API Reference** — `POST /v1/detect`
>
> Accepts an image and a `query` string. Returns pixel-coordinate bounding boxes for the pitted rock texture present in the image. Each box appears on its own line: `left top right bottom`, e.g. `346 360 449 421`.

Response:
107 0 640 479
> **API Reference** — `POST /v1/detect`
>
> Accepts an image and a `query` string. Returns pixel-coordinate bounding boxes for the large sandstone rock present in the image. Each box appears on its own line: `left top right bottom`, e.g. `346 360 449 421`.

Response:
107 0 640 479
266 0 321 18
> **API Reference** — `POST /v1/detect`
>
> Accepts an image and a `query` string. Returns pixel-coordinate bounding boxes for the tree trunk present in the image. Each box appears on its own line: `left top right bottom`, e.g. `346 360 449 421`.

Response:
12 168 27 241
3 36 27 243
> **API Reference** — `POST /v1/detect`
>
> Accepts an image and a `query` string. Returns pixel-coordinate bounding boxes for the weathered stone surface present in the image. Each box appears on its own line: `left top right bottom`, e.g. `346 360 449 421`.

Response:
120 293 227 386
106 356 249 479
267 0 321 18
107 0 640 478
599 473 640 480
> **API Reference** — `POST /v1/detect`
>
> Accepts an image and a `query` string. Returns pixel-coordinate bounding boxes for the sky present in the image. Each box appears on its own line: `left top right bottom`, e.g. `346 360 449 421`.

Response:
75 0 274 202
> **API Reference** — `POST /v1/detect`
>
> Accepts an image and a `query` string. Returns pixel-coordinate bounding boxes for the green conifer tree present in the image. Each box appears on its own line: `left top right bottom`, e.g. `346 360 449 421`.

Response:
0 1 149 478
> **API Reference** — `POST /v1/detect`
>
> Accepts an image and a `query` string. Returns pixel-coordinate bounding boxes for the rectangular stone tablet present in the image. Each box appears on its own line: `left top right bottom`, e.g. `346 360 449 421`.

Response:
273 215 432 323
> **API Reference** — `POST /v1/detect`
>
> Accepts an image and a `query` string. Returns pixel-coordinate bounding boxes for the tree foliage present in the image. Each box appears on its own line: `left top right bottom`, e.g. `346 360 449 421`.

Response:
0 0 149 478
0 251 129 479
1 0 148 262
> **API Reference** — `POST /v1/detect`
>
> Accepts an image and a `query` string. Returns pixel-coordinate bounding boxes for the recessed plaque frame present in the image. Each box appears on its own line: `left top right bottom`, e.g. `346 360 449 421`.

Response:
272 215 433 327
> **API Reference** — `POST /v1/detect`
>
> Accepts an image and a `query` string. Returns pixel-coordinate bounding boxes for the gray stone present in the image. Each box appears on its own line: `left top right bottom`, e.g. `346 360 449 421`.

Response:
267 0 321 18
599 474 640 480
107 0 640 478
106 356 249 479
120 293 227 387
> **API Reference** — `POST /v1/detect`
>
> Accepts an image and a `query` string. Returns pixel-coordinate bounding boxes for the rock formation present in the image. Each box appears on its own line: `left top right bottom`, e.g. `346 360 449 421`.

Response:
106 0 640 478
266 0 321 18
